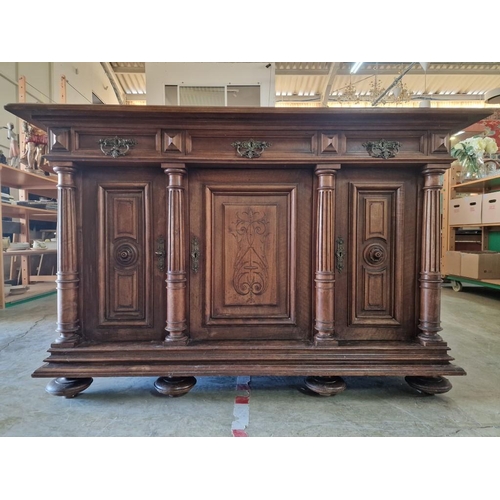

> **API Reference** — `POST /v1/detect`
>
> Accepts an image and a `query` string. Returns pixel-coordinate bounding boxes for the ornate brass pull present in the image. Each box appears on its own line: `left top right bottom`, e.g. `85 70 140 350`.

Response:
335 236 345 273
231 139 271 158
155 237 166 271
191 236 200 273
98 136 136 158
362 139 401 159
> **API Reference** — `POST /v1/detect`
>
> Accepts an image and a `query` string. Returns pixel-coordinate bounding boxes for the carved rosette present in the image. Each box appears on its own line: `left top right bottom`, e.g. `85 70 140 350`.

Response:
114 242 139 267
363 243 387 266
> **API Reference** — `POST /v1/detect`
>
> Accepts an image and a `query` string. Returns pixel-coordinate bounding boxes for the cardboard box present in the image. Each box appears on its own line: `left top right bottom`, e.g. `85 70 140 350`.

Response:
444 251 462 276
460 251 500 280
481 191 500 224
449 195 482 226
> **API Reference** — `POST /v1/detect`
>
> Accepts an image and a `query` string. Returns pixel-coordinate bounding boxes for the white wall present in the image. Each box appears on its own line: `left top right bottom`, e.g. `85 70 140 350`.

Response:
50 62 119 105
146 62 275 107
0 62 119 157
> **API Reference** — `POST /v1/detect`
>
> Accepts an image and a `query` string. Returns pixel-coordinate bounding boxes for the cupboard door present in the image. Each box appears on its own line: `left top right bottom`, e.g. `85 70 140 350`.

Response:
335 167 420 341
189 168 313 341
80 166 166 342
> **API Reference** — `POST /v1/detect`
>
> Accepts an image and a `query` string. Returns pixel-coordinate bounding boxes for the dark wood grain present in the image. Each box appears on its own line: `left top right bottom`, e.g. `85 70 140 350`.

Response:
3 103 491 398
188 168 312 341
80 166 166 342
53 163 80 346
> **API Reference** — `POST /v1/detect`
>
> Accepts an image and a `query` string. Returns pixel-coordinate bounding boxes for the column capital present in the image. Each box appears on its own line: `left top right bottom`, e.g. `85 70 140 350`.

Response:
421 163 448 177
162 163 187 176
51 161 76 172
315 164 341 175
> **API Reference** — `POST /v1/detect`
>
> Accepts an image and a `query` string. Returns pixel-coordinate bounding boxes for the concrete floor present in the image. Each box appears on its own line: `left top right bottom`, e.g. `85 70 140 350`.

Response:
1 284 499 438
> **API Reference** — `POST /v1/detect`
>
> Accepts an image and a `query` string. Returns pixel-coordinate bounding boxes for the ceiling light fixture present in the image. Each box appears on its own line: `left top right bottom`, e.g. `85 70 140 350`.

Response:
484 88 500 104
371 62 417 106
350 62 363 74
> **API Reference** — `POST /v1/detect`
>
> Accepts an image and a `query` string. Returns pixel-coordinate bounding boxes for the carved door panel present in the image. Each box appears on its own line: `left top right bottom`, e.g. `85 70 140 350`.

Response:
189 168 313 341
335 167 420 341
81 166 166 342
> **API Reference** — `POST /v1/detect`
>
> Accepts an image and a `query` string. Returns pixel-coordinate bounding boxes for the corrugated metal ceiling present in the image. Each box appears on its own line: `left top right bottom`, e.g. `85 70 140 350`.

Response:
108 62 500 107
109 62 146 96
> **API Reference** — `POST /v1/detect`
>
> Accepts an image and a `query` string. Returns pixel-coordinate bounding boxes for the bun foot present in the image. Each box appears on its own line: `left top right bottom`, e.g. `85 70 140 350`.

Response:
303 376 346 396
405 376 452 395
45 377 94 398
154 376 197 397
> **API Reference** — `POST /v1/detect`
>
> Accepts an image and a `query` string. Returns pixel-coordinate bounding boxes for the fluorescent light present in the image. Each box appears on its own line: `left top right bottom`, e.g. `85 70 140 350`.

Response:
453 130 465 136
350 62 363 74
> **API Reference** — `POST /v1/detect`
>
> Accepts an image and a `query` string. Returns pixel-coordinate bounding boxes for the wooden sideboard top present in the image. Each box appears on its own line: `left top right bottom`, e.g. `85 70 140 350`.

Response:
4 103 497 133
5 104 498 168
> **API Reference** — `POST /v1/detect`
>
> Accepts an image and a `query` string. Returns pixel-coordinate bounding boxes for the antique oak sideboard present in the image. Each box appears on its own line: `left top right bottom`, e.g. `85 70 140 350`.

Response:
5 103 492 399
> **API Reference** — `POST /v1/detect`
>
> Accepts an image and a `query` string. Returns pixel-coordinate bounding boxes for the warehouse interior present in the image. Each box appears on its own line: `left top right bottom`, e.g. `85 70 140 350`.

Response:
1 7 499 499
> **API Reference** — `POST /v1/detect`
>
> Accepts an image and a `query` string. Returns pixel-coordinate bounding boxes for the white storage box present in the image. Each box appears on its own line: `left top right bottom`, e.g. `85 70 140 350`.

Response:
449 195 482 226
481 192 500 224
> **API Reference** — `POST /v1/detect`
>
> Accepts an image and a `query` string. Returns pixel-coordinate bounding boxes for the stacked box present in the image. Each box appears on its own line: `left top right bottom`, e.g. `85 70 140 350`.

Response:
449 195 482 226
444 250 500 279
460 251 500 279
444 251 462 276
481 192 500 224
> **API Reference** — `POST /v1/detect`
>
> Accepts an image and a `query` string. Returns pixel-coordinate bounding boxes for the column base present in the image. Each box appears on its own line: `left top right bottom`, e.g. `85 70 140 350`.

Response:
52 334 80 348
314 334 339 346
163 335 189 346
417 333 444 346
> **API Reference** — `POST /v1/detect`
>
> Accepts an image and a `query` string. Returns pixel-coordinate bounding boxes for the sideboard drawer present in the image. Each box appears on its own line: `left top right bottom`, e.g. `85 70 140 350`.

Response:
186 130 317 159
74 128 161 156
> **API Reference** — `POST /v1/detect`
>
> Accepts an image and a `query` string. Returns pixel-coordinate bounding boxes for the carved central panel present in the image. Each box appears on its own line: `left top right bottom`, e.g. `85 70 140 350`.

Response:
206 186 296 326
188 168 313 342
229 208 271 304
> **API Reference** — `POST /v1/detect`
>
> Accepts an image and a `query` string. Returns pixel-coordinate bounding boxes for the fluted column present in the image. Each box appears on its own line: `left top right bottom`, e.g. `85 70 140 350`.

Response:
314 165 339 344
53 163 80 346
418 165 446 345
164 165 188 343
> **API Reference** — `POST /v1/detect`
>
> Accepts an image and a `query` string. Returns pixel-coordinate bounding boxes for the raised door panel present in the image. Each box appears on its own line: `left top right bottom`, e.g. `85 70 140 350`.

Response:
335 167 420 340
189 168 313 341
80 166 166 341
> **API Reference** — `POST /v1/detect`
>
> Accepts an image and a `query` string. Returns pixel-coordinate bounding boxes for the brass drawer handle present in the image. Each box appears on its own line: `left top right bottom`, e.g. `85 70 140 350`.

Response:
231 139 271 159
98 136 136 158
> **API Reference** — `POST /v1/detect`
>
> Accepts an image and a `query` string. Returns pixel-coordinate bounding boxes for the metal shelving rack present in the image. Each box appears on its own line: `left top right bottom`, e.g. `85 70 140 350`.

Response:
442 165 500 292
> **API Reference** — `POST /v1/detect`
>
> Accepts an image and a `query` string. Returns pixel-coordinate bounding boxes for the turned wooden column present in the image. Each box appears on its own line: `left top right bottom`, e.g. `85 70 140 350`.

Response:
314 164 339 344
53 163 80 346
163 164 188 343
418 165 447 345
